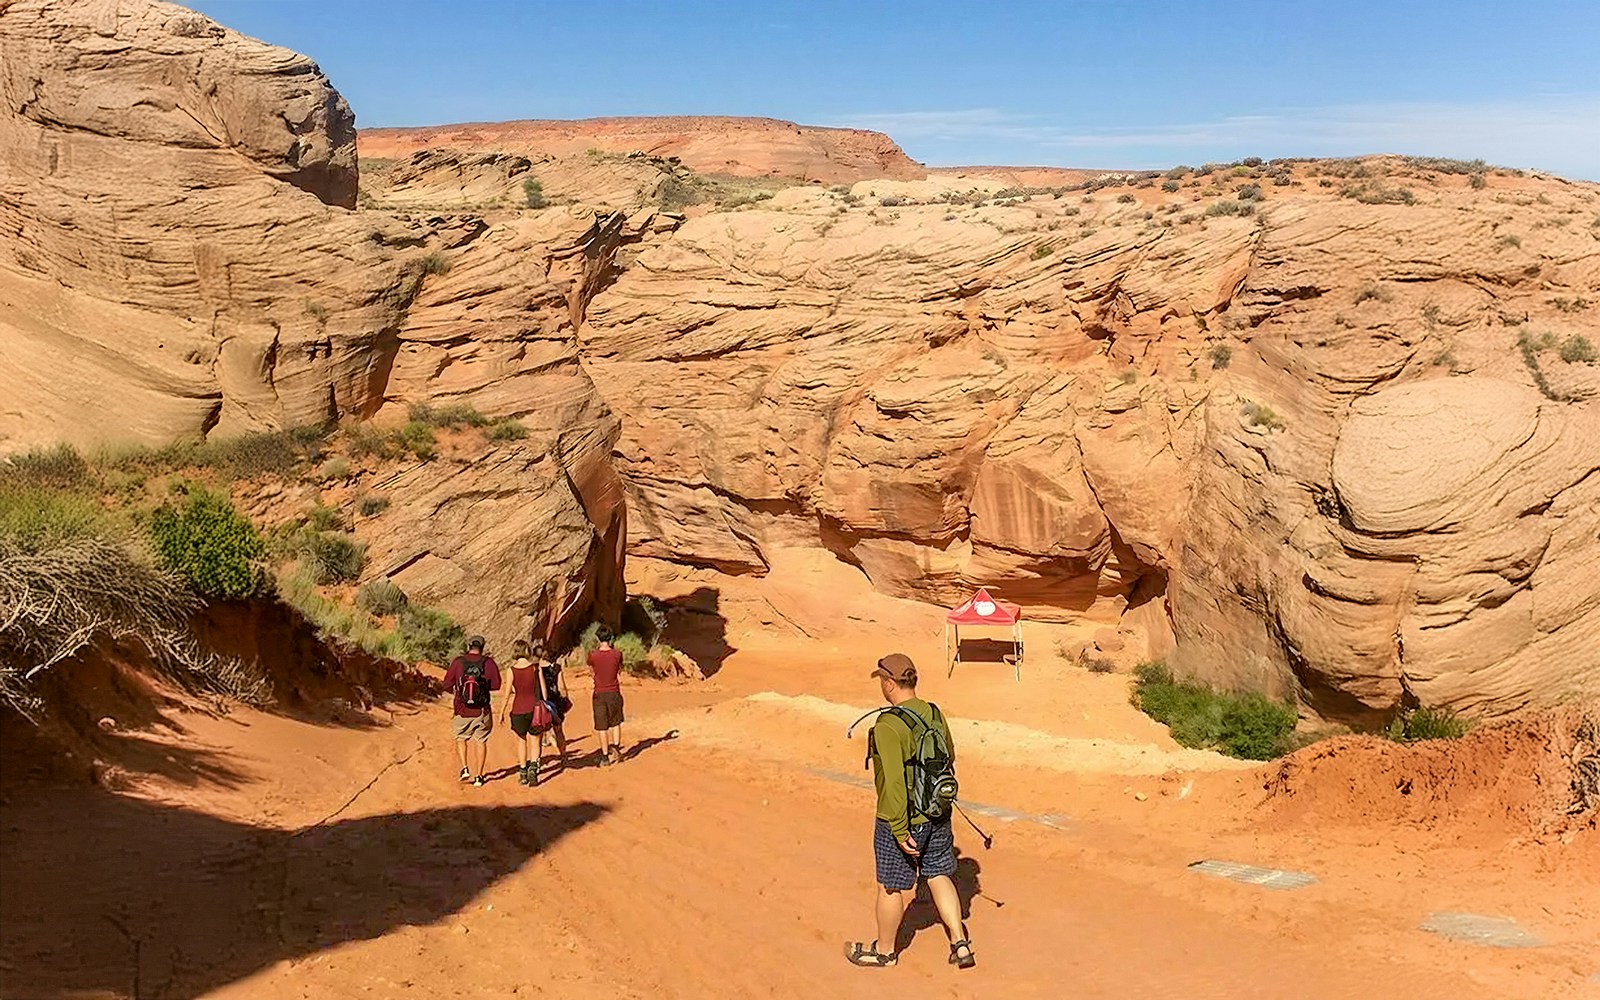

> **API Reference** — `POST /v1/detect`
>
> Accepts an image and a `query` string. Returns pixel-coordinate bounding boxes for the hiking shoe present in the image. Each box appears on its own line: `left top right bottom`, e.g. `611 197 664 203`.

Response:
472 775 486 788
458 766 471 783
609 746 624 766
516 764 529 786
529 762 540 787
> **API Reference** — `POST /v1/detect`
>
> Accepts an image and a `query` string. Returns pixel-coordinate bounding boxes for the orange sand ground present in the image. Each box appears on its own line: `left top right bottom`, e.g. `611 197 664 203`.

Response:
3 554 1596 999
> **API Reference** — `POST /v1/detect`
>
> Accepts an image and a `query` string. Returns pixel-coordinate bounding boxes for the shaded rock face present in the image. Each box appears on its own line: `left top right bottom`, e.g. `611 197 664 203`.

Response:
0 0 628 645
581 179 1600 722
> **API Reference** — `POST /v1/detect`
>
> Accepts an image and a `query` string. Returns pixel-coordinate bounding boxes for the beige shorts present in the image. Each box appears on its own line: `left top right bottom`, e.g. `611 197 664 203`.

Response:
452 713 492 743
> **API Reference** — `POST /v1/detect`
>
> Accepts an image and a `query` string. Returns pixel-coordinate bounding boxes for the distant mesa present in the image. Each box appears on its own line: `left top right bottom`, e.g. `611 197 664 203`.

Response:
358 115 925 184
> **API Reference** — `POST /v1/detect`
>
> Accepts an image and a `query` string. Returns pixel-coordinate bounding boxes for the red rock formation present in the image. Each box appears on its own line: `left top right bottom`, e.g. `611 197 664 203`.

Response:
359 116 924 184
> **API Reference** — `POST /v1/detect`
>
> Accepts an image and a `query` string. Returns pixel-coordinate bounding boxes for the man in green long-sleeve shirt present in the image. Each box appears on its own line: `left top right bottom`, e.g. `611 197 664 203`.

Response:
844 653 975 970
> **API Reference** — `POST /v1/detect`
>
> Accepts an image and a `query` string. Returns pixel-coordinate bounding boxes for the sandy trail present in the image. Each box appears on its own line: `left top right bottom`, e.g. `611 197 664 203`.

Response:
5 653 1596 1000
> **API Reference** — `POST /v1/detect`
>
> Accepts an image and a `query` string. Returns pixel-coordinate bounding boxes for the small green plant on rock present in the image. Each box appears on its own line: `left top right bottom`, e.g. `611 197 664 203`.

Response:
1386 706 1470 742
1559 334 1596 364
1209 344 1233 369
522 176 547 208
1241 400 1285 431
1132 662 1298 761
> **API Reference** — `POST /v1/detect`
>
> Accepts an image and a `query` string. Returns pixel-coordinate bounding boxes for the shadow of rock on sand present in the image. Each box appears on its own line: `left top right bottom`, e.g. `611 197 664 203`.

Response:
660 587 736 677
0 790 607 999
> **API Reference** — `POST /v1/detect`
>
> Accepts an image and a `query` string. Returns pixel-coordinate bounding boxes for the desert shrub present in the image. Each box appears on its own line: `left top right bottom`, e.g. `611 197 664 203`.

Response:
306 504 345 532
1469 172 1487 189
1353 283 1391 305
418 253 450 276
577 621 604 655
1498 234 1522 250
1560 335 1597 364
358 495 389 517
279 566 400 660
1205 199 1244 217
1236 183 1262 201
1241 400 1285 431
396 604 464 664
400 421 436 460
486 419 528 441
1132 662 1298 760
1032 243 1053 259
106 428 323 480
291 529 365 584
658 175 705 212
408 402 490 429
1162 180 1180 193
317 457 350 482
356 577 408 616
613 631 650 675
1079 653 1116 674
1518 330 1568 400
0 533 273 714
1241 156 1263 168
878 195 905 207
1386 706 1470 742
1340 183 1416 205
1116 193 1137 204
0 486 117 553
4 444 91 489
148 486 267 599
1209 344 1233 369
1548 296 1590 314
622 595 669 645
522 176 547 208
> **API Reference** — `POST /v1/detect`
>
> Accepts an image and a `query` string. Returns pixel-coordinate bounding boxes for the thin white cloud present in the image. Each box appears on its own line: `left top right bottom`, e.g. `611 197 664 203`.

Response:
833 96 1600 178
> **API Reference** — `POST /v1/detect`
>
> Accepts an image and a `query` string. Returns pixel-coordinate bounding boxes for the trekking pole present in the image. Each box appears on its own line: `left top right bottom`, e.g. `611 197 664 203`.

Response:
953 802 994 850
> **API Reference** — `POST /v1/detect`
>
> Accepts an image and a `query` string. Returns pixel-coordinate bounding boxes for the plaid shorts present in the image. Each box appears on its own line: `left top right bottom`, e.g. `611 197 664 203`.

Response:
873 817 956 891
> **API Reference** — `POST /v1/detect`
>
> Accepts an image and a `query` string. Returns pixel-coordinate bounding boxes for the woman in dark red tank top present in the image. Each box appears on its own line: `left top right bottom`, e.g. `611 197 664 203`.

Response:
500 639 552 786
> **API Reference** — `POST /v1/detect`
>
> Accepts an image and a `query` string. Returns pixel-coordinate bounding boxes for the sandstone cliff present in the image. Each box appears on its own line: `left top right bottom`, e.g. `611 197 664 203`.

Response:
4 0 1596 722
0 0 627 644
359 115 924 185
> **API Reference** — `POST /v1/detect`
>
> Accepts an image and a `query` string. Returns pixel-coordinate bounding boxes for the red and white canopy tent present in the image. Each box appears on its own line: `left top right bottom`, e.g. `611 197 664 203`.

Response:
945 587 1023 681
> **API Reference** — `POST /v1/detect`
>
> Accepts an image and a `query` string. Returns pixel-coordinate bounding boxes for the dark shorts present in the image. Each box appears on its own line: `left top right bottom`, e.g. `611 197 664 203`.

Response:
509 711 552 739
873 817 956 892
592 690 624 730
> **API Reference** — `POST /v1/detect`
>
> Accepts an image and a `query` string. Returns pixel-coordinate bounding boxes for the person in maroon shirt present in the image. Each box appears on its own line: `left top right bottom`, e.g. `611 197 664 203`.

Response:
442 635 502 787
587 626 625 766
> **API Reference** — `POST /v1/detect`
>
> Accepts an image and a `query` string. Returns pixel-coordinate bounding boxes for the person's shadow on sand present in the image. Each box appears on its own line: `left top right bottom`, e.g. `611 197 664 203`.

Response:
896 851 989 954
0 789 608 999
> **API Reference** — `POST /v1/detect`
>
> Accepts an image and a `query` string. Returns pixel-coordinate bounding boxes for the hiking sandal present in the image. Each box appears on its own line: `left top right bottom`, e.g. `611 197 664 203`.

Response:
844 941 897 967
472 775 486 788
948 939 976 970
458 766 471 783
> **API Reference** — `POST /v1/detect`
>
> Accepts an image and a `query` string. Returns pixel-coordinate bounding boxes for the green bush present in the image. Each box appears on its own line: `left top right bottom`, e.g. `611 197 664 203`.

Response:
522 176 547 208
149 486 267 599
1162 180 1181 193
400 421 436 460
1032 243 1053 259
5 444 90 489
306 504 345 532
486 419 529 441
356 578 408 616
1116 193 1137 204
408 402 490 429
1386 706 1470 742
577 621 604 654
1241 400 1285 430
613 631 650 675
1209 344 1233 369
1205 199 1245 217
0 485 120 553
418 253 450 276
1559 334 1596 364
396 604 464 664
1236 183 1262 201
1132 662 1298 760
358 495 390 516
293 529 365 584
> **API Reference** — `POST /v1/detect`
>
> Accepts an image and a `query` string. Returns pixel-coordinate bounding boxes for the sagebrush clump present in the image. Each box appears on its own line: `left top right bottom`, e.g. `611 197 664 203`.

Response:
1132 662 1298 761
149 486 267 599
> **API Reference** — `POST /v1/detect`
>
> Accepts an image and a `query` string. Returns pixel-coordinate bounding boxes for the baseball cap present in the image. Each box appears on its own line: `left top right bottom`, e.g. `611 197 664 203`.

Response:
466 634 486 651
870 653 918 684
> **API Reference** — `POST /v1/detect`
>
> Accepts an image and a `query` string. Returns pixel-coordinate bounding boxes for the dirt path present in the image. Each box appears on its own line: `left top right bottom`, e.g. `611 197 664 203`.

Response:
5 667 1595 999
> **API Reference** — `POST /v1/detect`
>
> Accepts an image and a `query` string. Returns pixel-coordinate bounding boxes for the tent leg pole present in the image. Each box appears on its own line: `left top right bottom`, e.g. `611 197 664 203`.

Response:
1015 623 1021 683
945 626 951 678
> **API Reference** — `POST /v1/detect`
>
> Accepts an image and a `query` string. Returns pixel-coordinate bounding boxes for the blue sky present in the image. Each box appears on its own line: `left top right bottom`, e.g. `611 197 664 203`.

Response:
187 0 1600 179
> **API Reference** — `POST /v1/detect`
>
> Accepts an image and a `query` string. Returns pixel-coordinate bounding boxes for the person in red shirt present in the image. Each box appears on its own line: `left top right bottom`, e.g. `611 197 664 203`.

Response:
587 626 625 766
442 635 502 787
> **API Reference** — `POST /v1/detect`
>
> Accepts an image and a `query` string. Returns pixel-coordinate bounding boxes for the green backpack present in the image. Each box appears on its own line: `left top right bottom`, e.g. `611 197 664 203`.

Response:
873 703 959 822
